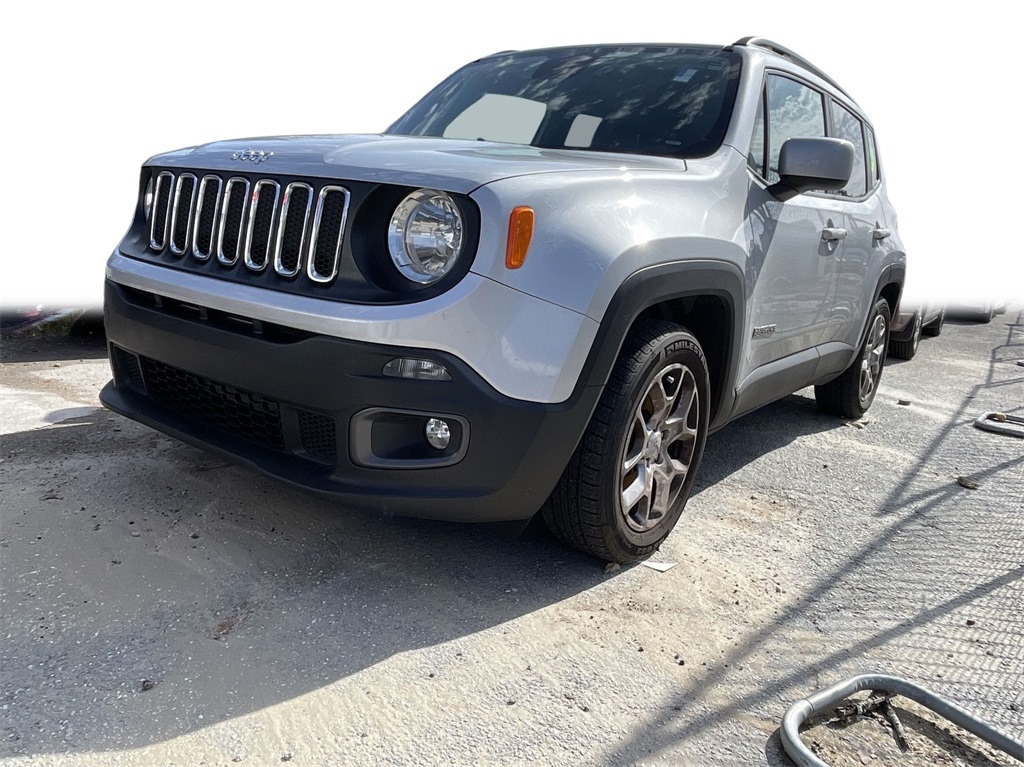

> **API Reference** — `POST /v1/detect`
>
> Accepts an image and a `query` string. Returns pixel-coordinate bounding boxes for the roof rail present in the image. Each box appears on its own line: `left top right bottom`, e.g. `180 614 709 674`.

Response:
730 36 854 101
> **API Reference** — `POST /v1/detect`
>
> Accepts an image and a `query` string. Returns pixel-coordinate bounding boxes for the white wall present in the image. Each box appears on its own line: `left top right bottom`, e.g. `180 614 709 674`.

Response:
3 1 1019 308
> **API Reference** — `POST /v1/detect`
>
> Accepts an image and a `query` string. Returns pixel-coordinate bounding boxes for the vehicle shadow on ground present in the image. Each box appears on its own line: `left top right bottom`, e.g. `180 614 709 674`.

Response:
0 407 605 757
696 392 840 491
1 337 868 760
592 310 1024 767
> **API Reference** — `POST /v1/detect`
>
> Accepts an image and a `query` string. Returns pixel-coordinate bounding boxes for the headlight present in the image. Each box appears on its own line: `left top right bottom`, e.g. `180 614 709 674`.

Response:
387 189 464 284
143 175 155 221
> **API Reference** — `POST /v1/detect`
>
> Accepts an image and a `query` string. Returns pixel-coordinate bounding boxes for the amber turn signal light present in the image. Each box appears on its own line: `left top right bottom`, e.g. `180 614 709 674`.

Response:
505 206 535 269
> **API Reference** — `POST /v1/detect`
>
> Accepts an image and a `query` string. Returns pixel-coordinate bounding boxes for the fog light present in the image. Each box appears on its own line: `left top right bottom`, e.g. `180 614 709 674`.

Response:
425 418 451 450
382 357 452 381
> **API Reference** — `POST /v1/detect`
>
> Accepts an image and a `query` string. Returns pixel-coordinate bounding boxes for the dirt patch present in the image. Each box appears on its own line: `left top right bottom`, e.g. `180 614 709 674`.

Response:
800 695 1021 766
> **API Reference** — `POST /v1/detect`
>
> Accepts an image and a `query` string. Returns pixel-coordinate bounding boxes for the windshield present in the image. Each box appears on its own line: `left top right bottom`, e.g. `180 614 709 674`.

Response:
387 46 741 159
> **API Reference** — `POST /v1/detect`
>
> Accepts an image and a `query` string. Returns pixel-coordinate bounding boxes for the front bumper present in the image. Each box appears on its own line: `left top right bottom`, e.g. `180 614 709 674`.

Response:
101 280 601 522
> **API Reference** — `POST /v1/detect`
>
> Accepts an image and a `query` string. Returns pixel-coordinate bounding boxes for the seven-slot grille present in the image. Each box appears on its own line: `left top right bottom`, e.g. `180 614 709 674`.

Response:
148 171 350 284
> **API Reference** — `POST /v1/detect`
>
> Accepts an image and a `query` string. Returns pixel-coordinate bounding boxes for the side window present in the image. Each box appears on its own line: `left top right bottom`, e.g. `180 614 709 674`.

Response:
766 75 825 184
831 102 867 197
748 89 766 177
865 126 880 185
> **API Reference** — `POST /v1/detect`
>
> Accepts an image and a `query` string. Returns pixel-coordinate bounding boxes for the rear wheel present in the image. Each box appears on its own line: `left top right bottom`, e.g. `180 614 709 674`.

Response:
542 319 710 563
815 298 891 418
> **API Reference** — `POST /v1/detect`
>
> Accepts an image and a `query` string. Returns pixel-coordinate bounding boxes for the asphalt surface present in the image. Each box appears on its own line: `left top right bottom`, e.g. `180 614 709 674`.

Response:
1 310 1022 766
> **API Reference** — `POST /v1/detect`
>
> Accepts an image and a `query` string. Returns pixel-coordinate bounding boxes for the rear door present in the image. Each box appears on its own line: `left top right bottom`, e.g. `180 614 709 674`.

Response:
825 101 889 350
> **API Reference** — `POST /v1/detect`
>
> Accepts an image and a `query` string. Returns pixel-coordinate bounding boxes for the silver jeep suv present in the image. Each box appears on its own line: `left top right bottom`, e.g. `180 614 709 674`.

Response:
101 37 905 562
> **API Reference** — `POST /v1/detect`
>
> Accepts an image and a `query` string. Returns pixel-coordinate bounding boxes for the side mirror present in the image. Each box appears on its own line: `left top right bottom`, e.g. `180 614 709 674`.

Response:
769 137 854 201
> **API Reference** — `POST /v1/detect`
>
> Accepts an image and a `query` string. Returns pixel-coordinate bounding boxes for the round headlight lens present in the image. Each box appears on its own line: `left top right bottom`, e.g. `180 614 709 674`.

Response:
387 189 464 284
143 175 155 221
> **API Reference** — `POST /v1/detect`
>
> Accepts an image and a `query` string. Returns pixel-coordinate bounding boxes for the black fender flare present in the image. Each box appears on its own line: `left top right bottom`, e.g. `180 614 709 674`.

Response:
857 261 905 350
573 260 747 431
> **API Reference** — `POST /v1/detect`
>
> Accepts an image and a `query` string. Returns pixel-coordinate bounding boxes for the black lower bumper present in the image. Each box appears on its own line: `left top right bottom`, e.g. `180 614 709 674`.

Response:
100 280 601 522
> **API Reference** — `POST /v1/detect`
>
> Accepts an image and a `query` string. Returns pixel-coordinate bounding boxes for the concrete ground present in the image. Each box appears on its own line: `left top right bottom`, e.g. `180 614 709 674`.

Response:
2 309 1022 766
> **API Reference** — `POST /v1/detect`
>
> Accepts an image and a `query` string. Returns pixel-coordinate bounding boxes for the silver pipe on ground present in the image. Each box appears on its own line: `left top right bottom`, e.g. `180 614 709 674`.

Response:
781 673 1024 766
974 411 1024 439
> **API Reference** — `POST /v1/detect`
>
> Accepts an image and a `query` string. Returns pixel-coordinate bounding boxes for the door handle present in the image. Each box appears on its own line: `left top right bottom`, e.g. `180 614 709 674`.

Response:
872 228 891 240
822 227 847 242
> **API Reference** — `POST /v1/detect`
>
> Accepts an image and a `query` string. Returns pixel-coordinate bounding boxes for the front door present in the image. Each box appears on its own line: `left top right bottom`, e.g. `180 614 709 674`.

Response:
741 74 845 380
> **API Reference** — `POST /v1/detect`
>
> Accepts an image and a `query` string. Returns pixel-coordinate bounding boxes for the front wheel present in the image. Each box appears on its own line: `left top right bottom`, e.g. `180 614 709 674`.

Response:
542 319 710 563
815 298 891 418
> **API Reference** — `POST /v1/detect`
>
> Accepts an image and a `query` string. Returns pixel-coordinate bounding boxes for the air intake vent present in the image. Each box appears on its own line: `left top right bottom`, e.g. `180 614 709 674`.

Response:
297 410 338 463
244 180 280 271
169 174 197 256
149 171 175 251
112 346 146 393
308 186 350 283
141 357 286 451
274 182 313 277
217 177 250 266
192 175 223 261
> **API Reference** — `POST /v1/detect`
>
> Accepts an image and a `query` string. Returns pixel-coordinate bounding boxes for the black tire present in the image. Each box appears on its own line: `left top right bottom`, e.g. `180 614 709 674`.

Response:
922 307 944 337
815 298 891 419
542 319 710 564
889 311 921 360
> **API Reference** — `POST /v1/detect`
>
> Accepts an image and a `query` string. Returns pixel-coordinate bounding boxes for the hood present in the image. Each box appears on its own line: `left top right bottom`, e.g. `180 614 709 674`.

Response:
146 134 686 193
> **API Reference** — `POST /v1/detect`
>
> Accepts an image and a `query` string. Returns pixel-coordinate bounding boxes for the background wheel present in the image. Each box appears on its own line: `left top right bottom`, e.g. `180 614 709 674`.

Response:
922 307 944 337
815 298 891 419
542 318 710 564
889 310 922 360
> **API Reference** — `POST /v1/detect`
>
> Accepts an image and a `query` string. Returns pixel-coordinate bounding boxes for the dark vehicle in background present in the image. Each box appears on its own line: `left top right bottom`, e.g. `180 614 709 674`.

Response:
889 301 945 360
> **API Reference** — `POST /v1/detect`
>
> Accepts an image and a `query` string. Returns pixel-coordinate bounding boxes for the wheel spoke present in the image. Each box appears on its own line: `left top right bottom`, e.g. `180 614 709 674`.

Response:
860 364 873 399
664 418 697 443
622 449 644 474
646 376 672 425
622 412 647 473
664 379 697 437
652 463 684 510
621 466 649 511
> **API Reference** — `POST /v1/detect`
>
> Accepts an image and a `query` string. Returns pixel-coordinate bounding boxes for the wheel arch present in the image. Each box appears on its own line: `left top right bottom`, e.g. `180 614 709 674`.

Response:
866 262 904 349
577 260 746 432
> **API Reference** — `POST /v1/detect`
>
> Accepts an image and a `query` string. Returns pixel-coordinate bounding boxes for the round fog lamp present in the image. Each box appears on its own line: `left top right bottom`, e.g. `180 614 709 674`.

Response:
425 418 451 450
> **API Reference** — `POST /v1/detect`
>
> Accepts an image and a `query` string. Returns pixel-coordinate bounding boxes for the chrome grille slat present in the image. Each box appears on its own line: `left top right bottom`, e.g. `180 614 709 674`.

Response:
192 175 223 261
307 186 350 283
273 182 314 278
243 180 281 272
148 171 175 251
169 174 198 256
217 177 250 266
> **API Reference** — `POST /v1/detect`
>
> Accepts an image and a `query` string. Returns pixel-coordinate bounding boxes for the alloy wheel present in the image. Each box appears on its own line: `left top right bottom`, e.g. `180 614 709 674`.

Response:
859 313 887 404
618 363 700 533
